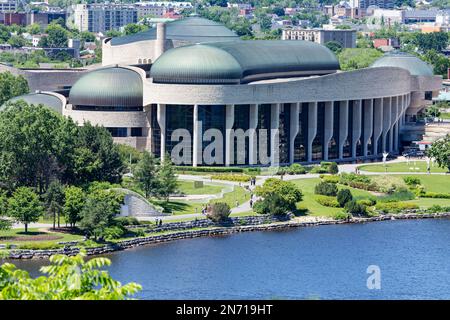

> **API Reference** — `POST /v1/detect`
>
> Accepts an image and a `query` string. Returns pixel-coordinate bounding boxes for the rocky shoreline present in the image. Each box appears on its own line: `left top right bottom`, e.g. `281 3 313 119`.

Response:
3 212 450 260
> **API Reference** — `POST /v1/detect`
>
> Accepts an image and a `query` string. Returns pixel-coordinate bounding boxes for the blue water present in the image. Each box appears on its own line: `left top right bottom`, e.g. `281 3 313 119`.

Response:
5 219 450 299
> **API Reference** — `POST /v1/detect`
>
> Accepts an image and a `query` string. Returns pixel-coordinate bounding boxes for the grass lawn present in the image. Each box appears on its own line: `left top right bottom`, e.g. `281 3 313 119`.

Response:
358 161 448 173
290 178 374 217
0 228 83 246
157 186 251 215
393 174 450 193
405 198 450 208
441 112 450 119
176 180 224 195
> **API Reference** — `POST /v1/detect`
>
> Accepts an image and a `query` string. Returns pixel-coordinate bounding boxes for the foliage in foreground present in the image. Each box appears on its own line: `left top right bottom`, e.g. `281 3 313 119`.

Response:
427 135 450 172
0 251 141 300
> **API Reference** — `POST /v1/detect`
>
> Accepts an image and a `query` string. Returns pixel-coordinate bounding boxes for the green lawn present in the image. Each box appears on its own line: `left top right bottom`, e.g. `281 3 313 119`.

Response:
393 174 450 193
358 161 448 173
406 198 450 208
441 112 450 119
0 228 83 246
176 180 224 195
290 178 374 217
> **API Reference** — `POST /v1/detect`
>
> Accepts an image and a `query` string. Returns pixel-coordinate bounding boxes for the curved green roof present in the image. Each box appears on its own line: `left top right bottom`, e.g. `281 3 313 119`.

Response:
69 66 143 107
6 92 63 113
110 16 239 46
150 40 340 84
371 53 433 76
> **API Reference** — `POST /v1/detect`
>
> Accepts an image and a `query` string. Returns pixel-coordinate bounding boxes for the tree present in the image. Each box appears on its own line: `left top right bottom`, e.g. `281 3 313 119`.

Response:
255 178 302 212
7 35 27 48
427 135 450 172
63 186 85 228
44 181 65 229
156 154 178 201
337 189 353 208
253 193 293 216
0 251 141 300
0 72 29 105
40 23 68 48
134 151 159 198
328 162 339 174
325 41 343 54
207 202 231 222
79 190 124 240
344 200 366 216
338 48 383 71
314 181 338 196
26 23 41 35
7 187 43 233
124 23 148 35
425 104 441 119
0 190 11 230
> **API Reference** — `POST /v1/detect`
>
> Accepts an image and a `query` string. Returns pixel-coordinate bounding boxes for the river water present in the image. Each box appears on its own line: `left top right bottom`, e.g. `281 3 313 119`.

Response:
4 219 450 299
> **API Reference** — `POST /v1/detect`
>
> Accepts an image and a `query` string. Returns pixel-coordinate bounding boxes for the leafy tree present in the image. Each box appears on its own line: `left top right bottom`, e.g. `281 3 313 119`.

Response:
337 189 353 208
425 104 441 119
427 135 450 172
63 186 85 228
7 35 27 48
0 190 11 230
26 23 41 35
255 178 302 211
314 181 338 196
79 190 124 240
328 162 339 174
44 181 65 229
422 49 449 78
106 30 122 38
207 202 231 222
134 151 159 198
124 23 148 35
344 200 366 216
338 48 383 71
7 187 44 233
0 251 142 300
40 23 68 48
325 41 343 54
156 154 178 201
253 193 293 216
0 72 29 105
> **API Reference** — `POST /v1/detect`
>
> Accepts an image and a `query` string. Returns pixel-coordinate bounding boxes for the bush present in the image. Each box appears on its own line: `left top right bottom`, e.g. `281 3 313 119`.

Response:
287 163 306 175
310 166 328 174
207 202 231 222
357 199 376 207
132 228 146 237
314 181 338 196
333 212 350 220
377 188 415 202
371 176 407 194
421 192 450 199
253 193 293 216
345 200 367 216
320 175 340 184
315 195 340 207
103 226 126 240
114 216 140 227
339 173 378 191
337 189 353 207
211 174 251 182
375 202 419 213
427 205 450 213
328 162 339 174
403 176 421 186
175 166 243 173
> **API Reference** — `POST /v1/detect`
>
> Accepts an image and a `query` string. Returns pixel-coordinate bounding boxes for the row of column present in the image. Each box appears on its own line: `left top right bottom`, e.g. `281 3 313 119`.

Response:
154 93 410 166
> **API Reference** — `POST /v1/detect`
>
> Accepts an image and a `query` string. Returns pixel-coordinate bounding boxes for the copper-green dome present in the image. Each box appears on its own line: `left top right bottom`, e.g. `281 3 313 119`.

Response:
150 40 340 84
371 53 433 76
6 92 64 113
69 66 143 107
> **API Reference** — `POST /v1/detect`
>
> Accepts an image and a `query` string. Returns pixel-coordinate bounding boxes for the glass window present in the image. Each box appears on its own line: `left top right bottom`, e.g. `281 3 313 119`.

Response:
131 127 143 137
294 103 308 162
312 102 325 161
107 127 127 137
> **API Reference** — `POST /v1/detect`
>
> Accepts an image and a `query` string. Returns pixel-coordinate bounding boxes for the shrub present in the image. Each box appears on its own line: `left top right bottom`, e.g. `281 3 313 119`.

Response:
253 199 269 215
103 226 126 240
320 175 340 184
338 173 378 191
253 193 293 216
207 202 231 222
328 162 339 174
132 228 146 237
403 176 421 186
333 212 350 220
345 200 367 216
210 174 251 182
377 188 415 202
175 166 243 173
255 178 302 206
375 202 419 213
287 163 306 175
315 195 340 207
337 189 353 207
18 243 63 250
114 216 140 227
371 176 407 194
357 199 376 207
421 192 450 199
314 181 338 196
310 166 328 174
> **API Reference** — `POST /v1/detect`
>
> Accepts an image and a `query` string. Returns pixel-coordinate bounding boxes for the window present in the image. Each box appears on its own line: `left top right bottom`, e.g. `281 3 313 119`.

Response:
131 127 143 137
425 91 432 101
107 127 127 137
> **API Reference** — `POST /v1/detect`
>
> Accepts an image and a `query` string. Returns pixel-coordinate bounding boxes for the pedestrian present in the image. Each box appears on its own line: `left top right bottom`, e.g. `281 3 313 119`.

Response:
235 200 239 207
249 199 253 208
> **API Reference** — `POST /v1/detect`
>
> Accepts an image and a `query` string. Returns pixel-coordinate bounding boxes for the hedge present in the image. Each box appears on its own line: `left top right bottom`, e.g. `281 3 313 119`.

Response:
211 174 251 182
375 202 419 213
315 195 340 208
421 192 450 199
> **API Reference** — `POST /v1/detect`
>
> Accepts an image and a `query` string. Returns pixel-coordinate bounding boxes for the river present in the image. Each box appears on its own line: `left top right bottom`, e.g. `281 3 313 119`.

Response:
4 219 450 299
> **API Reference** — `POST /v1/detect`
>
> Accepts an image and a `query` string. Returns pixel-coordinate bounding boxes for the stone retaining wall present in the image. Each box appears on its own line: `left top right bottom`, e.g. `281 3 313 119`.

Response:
4 212 450 259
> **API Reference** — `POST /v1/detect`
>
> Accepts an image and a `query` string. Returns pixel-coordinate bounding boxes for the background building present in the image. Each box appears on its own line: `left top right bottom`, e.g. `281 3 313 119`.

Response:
282 28 356 48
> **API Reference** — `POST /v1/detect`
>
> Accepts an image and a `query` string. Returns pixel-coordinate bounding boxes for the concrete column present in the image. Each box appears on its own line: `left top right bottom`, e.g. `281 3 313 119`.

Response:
372 98 383 156
363 99 374 157
382 97 391 153
270 103 280 166
156 104 166 160
307 102 318 163
323 101 334 161
154 23 166 60
352 100 362 158
225 104 234 166
248 104 258 165
289 102 300 164
389 97 397 153
338 100 349 160
393 121 399 151
192 104 201 167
